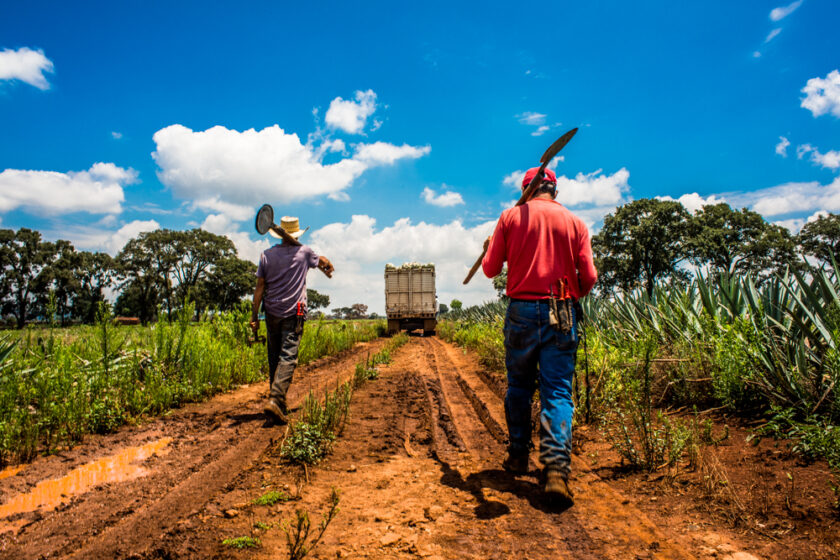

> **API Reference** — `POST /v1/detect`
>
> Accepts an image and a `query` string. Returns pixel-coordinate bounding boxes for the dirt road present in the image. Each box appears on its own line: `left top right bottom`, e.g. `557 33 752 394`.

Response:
0 336 817 559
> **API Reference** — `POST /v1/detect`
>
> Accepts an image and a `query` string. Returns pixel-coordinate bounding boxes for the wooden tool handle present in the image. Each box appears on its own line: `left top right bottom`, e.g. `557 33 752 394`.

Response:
463 246 488 284
270 225 302 246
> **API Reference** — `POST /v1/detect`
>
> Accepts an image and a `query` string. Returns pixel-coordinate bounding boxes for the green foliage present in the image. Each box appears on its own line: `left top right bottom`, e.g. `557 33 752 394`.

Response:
687 203 800 280
252 490 290 506
352 333 408 387
282 487 341 560
0 314 380 466
592 198 692 297
222 536 260 549
756 407 840 471
281 383 352 465
798 213 840 266
450 299 462 311
306 289 330 312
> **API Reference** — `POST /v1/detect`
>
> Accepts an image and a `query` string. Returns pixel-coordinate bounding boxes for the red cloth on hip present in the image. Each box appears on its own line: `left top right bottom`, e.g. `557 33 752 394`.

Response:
482 198 597 300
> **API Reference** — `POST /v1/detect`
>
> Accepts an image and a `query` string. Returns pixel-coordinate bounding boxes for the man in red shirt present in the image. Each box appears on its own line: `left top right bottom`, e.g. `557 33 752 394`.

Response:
482 167 597 503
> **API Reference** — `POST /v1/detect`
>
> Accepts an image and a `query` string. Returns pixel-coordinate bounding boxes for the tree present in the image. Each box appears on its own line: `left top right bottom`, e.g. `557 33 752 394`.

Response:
439 303 449 314
492 267 508 298
34 239 78 325
116 236 161 324
798 213 840 267
349 303 368 318
307 289 330 312
686 203 800 279
450 299 463 310
172 229 237 305
592 198 691 297
0 228 55 327
72 252 115 323
198 256 257 311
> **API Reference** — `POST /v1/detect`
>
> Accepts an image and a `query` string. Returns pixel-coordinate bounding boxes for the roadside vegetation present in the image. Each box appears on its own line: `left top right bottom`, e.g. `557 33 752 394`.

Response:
281 333 409 466
0 303 384 467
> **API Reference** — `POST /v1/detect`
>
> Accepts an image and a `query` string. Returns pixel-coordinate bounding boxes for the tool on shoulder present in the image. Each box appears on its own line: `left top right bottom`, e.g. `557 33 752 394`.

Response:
295 302 305 335
255 204 302 247
463 127 578 285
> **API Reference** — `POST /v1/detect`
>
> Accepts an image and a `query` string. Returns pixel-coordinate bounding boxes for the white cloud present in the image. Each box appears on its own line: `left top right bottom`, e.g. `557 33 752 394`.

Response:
199 213 270 262
656 192 726 214
774 210 827 234
765 28 783 43
531 125 550 137
328 191 351 202
152 124 430 207
801 70 840 118
555 168 631 207
797 143 840 170
753 51 762 59
0 47 54 90
775 136 791 156
111 131 123 140
192 197 253 221
0 162 136 215
503 170 525 189
770 0 803 21
353 141 430 165
325 89 378 134
738 175 840 217
67 219 161 255
516 112 546 126
306 215 497 313
421 187 464 207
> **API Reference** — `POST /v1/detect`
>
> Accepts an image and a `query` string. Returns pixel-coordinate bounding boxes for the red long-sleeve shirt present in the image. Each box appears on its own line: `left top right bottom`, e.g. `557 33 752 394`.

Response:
482 198 598 299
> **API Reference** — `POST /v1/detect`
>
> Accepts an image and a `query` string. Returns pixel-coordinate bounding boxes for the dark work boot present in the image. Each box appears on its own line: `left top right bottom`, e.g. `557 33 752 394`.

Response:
502 452 529 475
264 398 287 424
544 469 574 505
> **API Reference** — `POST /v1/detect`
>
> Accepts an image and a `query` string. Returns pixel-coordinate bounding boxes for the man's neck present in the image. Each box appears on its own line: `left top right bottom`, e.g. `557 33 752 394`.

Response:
533 193 555 201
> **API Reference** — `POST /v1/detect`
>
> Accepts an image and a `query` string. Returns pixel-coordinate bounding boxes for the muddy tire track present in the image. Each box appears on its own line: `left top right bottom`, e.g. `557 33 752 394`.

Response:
424 336 695 560
0 339 390 560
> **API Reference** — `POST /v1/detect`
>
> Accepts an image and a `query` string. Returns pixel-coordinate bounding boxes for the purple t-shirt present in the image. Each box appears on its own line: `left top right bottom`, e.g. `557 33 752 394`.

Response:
256 244 319 318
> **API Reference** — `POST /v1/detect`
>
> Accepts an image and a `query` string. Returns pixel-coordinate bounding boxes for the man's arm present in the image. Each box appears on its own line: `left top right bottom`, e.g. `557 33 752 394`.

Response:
481 218 506 278
317 256 334 278
577 226 598 296
250 277 265 333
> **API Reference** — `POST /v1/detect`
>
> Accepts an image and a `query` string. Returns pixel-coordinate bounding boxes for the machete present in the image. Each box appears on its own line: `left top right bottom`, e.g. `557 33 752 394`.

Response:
462 127 578 285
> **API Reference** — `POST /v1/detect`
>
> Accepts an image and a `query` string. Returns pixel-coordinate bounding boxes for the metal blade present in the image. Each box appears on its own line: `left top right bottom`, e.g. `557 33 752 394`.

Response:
255 204 274 235
540 127 578 164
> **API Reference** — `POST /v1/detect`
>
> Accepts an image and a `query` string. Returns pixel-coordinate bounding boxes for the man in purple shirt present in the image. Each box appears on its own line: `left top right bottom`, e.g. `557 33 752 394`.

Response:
250 216 334 423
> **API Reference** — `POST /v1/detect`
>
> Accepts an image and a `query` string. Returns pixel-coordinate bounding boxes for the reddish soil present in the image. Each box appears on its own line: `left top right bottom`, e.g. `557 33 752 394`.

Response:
1 336 837 559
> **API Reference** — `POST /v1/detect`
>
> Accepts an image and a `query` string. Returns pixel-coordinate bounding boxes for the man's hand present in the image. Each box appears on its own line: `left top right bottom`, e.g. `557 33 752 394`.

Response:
250 318 259 335
483 236 491 251
318 256 334 278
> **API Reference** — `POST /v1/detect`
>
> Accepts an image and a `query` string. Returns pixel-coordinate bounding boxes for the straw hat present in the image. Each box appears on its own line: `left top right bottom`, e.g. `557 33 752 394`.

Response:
269 216 309 239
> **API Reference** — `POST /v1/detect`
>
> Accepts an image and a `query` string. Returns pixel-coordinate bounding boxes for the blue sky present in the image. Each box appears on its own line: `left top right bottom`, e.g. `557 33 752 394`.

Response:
1 0 839 311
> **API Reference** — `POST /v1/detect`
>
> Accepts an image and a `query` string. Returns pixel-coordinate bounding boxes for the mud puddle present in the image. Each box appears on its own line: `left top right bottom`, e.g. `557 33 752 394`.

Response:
0 437 171 533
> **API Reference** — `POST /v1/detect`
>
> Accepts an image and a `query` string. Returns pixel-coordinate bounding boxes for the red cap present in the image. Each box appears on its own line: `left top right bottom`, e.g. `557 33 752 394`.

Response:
521 167 557 190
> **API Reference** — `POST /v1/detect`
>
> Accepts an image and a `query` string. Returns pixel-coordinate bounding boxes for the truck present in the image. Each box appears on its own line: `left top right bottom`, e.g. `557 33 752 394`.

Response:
384 263 437 336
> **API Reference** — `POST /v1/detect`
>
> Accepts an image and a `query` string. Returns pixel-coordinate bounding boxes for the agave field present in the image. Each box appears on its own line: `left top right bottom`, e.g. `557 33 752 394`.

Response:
0 303 384 467
441 260 840 472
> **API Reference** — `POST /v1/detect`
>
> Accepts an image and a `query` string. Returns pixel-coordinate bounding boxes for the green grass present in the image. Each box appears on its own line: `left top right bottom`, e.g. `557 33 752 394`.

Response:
252 490 290 506
0 304 384 467
283 333 409 465
222 536 260 549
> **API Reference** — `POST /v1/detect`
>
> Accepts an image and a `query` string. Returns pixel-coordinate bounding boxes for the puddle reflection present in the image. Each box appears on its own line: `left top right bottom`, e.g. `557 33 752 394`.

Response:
0 437 171 532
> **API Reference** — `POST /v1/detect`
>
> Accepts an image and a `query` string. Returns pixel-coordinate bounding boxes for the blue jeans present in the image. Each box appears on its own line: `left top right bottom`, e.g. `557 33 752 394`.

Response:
504 299 578 477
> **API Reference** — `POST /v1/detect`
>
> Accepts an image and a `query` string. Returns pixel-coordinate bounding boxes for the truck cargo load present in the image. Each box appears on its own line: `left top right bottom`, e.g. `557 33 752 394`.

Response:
384 263 437 336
